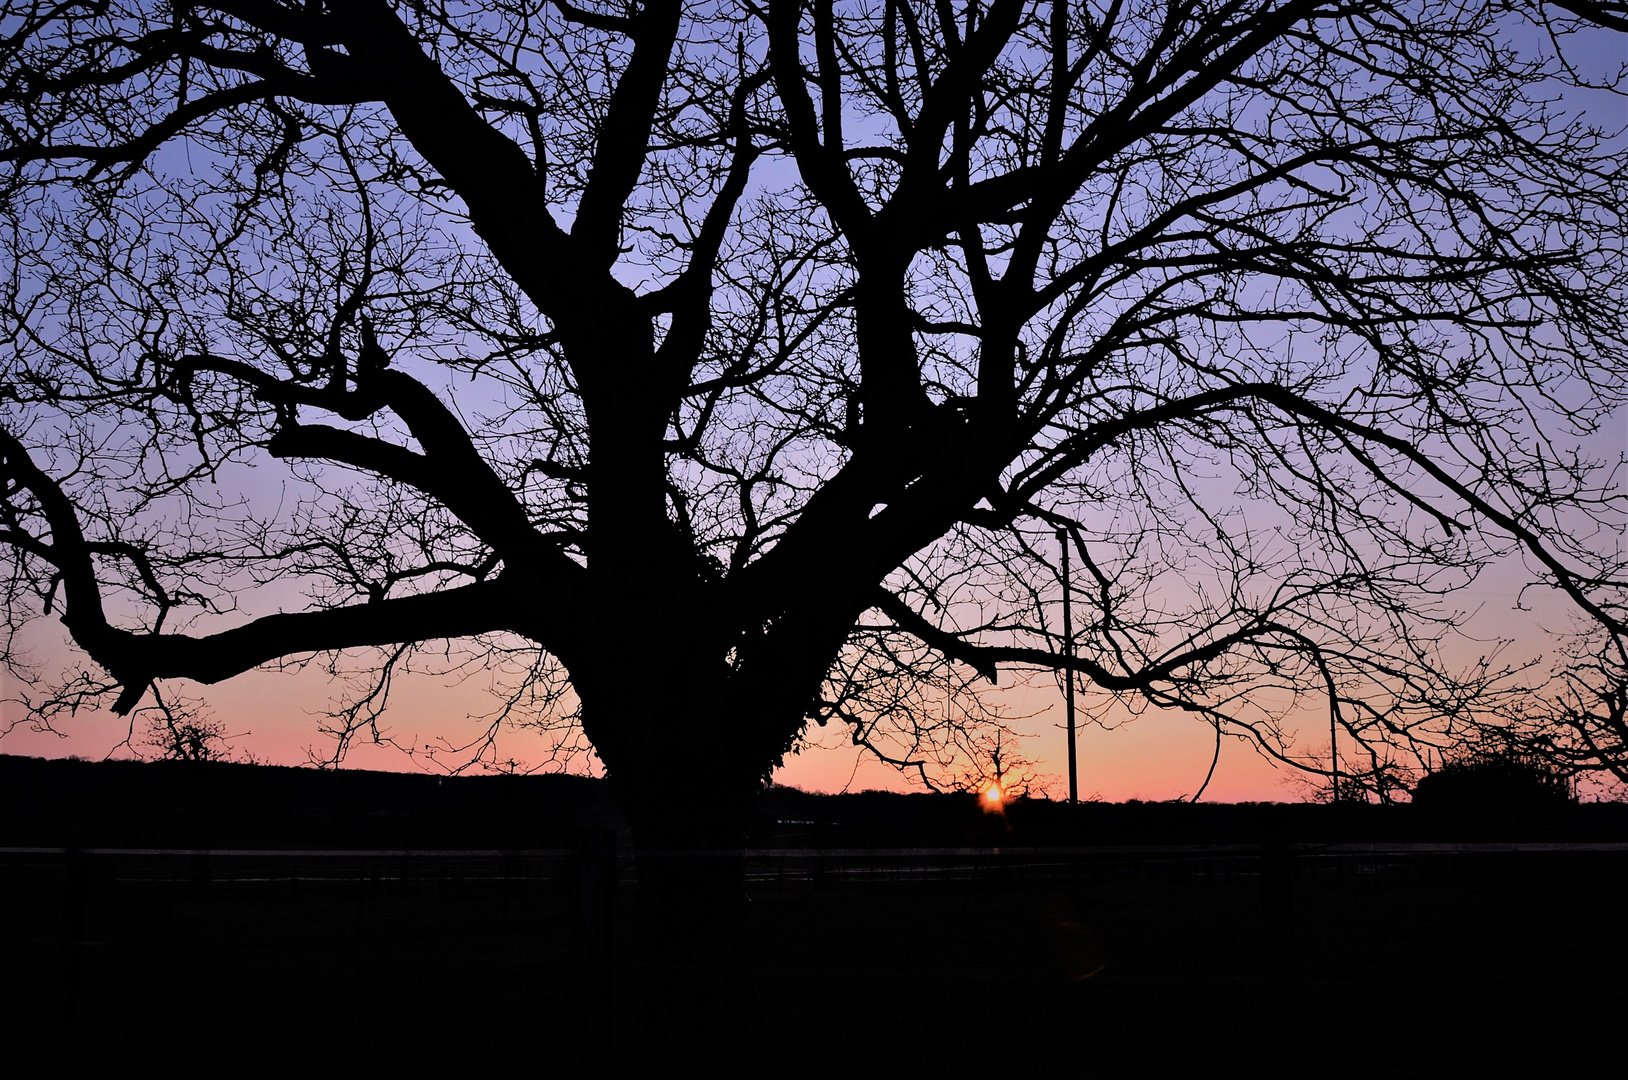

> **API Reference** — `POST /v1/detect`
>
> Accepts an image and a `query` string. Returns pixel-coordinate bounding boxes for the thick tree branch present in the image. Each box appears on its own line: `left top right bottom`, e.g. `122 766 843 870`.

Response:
874 586 1314 695
1551 0 1628 32
765 0 874 239
648 68 771 372
177 352 577 575
1 423 540 712
326 0 588 318
571 0 682 270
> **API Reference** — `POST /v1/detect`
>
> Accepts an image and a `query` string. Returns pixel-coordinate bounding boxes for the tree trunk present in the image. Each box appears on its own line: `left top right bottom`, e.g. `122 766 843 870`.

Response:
622 786 761 1058
576 624 828 1055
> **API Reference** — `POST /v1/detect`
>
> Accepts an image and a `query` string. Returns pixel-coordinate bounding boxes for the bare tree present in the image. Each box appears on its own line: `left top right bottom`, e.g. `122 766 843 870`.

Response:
135 687 239 761
2 0 1626 1001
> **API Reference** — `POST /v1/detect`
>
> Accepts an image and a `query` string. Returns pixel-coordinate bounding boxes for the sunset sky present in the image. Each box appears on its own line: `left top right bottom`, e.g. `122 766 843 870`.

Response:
1 12 1622 805
0 650 1295 801
0 560 1567 803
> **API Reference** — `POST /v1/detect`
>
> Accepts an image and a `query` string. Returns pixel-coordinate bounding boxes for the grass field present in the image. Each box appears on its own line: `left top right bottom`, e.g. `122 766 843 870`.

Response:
4 846 1621 1071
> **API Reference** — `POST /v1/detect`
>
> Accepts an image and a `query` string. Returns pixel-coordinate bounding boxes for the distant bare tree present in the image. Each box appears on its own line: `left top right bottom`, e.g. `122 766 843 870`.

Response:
2 0 1625 1010
1526 625 1628 789
136 688 238 762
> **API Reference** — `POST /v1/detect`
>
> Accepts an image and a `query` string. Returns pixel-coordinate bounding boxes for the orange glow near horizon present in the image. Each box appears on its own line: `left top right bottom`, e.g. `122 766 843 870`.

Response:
0 649 1318 802
983 784 1004 806
0 614 1495 803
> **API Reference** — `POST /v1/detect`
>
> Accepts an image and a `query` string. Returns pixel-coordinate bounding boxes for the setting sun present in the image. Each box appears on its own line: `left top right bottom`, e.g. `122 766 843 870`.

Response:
983 785 1003 805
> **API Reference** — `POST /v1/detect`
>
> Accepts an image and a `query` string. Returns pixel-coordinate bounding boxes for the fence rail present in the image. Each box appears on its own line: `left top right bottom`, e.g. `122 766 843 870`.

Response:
4 840 1624 898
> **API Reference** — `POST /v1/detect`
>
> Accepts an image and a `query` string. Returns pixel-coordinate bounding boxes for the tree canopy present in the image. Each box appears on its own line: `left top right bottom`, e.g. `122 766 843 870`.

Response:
2 0 1625 816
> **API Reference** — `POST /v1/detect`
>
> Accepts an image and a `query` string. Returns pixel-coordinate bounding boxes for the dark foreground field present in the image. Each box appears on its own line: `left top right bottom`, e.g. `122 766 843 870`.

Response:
4 845 1624 1070
3 756 1625 1071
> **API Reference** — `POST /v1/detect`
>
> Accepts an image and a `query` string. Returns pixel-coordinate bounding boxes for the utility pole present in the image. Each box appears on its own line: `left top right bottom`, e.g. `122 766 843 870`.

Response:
1059 529 1077 805
1330 705 1340 804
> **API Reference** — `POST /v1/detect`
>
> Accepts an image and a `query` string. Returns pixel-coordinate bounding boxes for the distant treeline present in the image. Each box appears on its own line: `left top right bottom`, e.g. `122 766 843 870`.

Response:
2 754 1624 849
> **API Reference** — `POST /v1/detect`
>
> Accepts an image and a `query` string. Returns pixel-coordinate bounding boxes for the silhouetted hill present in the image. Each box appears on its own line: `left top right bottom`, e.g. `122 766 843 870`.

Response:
4 754 1624 848
760 785 1628 846
0 754 620 848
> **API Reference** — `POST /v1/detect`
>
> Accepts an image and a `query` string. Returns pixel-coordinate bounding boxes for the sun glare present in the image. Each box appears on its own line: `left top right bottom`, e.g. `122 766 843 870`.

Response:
983 785 1003 805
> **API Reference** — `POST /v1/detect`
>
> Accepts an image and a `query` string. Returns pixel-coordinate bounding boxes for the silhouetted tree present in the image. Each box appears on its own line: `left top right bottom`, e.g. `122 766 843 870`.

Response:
1520 621 1628 788
3 0 1626 1009
1412 751 1574 812
136 688 237 761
